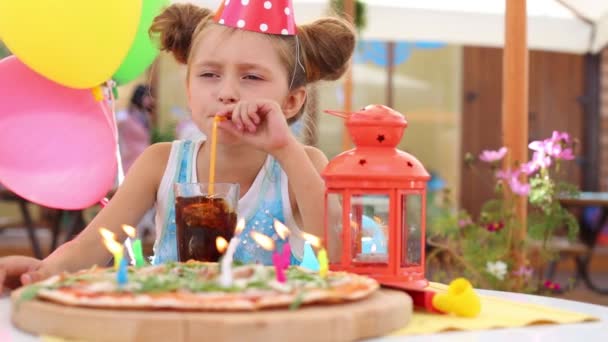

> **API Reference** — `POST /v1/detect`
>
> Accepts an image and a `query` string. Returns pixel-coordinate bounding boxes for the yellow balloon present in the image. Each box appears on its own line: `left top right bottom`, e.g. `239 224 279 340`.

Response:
0 1 142 89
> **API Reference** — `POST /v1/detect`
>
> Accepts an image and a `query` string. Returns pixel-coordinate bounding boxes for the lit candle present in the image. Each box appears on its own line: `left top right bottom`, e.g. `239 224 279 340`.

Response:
250 231 290 283
273 220 291 259
318 248 328 278
209 115 226 195
300 241 320 271
299 232 321 271
122 227 135 265
250 231 275 251
122 225 145 267
99 228 128 287
273 219 290 241
116 257 129 287
273 220 292 283
272 243 291 283
216 236 229 279
99 228 122 270
218 218 246 287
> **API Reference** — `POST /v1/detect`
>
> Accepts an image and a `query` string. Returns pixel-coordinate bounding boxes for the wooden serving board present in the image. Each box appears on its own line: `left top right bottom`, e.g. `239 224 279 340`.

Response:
11 289 411 342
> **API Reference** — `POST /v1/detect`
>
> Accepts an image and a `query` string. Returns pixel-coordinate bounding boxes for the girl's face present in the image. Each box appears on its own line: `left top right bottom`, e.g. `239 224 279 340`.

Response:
187 25 293 143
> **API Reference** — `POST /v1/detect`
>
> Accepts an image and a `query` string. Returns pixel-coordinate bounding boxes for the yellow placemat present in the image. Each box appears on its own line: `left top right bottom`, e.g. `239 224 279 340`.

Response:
393 282 599 336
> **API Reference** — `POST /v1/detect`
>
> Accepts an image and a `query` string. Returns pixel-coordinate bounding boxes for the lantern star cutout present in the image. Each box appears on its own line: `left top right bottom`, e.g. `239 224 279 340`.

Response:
377 134 385 143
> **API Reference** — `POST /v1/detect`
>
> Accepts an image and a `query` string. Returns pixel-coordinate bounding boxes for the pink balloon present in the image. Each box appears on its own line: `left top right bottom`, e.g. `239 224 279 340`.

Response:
0 56 117 209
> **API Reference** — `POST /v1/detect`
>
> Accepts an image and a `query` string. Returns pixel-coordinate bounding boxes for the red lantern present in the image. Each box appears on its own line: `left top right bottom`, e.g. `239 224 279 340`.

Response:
322 105 430 289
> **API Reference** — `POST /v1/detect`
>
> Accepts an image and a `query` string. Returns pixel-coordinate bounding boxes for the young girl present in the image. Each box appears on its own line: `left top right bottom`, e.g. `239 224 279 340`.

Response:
0 2 355 289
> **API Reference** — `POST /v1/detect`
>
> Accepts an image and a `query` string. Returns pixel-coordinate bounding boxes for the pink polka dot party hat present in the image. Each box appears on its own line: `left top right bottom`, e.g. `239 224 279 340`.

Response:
214 0 297 36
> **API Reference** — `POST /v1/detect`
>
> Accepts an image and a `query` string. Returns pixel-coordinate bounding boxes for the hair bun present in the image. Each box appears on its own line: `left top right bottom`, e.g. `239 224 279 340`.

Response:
298 18 356 83
149 3 212 64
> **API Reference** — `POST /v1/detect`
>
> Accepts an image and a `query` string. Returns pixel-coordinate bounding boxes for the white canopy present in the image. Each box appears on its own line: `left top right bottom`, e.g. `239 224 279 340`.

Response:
178 0 608 54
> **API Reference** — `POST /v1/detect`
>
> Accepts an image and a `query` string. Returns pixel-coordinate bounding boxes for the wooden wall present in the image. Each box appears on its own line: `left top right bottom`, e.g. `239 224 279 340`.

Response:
461 47 585 216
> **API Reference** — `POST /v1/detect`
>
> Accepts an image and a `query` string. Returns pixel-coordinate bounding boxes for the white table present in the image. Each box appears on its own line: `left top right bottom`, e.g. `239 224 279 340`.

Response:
1 290 606 341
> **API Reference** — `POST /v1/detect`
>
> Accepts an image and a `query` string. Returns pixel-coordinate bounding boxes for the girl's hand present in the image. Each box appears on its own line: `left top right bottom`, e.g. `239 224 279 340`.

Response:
217 100 297 154
0 256 47 290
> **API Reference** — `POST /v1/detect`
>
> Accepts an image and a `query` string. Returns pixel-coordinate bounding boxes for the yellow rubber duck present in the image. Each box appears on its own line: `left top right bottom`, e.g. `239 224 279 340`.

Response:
432 278 481 317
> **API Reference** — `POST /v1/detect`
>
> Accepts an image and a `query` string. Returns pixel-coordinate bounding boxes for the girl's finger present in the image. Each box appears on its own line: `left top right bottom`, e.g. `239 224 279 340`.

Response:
247 102 261 125
239 102 256 132
231 103 244 131
256 101 277 117
218 120 243 138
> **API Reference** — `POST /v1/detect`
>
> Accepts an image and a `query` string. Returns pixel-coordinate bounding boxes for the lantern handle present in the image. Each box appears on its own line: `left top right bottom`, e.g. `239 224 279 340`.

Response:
324 110 350 119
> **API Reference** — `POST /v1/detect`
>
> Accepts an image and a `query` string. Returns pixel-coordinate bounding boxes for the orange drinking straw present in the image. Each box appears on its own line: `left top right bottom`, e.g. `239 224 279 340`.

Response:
209 116 226 195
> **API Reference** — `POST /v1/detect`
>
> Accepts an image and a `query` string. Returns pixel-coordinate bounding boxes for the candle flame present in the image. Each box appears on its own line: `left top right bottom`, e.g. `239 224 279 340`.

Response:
250 231 275 251
371 243 377 253
122 225 136 238
235 218 246 235
273 220 290 240
216 236 228 253
300 231 322 249
99 228 122 255
99 228 116 241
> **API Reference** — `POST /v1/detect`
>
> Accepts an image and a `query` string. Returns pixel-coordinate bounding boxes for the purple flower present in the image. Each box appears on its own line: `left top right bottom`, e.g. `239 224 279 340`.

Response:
556 148 575 160
509 177 531 196
513 266 534 278
551 131 570 144
528 140 546 153
496 168 530 196
520 161 540 175
496 168 516 181
528 131 574 162
528 140 553 169
458 217 473 228
479 147 508 163
532 151 552 169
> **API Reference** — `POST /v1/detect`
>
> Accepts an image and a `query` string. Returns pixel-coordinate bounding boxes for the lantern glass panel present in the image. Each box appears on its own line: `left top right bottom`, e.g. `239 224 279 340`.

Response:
351 194 389 265
401 194 422 267
327 193 343 263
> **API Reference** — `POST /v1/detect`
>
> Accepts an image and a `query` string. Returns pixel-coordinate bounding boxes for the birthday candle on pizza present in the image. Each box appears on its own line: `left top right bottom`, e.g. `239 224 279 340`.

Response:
273 219 291 254
99 228 122 270
250 231 287 282
218 218 246 287
116 257 129 287
318 249 328 278
99 228 128 286
122 225 145 267
300 232 321 271
273 220 292 282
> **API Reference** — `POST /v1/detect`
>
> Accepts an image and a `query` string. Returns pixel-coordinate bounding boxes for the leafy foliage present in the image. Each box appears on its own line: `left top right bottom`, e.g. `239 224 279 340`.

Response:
428 132 579 293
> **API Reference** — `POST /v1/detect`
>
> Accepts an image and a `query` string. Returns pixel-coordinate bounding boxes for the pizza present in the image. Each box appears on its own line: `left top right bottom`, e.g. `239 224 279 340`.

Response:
18 261 379 311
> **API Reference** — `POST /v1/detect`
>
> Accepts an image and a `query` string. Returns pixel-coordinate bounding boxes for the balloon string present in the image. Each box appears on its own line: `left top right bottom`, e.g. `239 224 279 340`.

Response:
107 81 125 186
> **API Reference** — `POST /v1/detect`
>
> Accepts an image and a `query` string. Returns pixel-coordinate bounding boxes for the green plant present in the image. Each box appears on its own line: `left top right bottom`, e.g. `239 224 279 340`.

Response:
428 131 579 293
330 0 367 31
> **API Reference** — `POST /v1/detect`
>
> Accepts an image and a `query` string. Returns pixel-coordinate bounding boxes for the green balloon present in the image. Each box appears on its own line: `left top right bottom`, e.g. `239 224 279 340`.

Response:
112 0 168 85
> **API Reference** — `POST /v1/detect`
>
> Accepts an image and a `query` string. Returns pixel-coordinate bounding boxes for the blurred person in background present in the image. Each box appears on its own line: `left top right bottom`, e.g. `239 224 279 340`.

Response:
116 85 155 173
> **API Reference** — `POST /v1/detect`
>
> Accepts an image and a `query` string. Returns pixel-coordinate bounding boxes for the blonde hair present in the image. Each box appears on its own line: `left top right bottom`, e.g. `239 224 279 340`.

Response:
149 3 355 123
